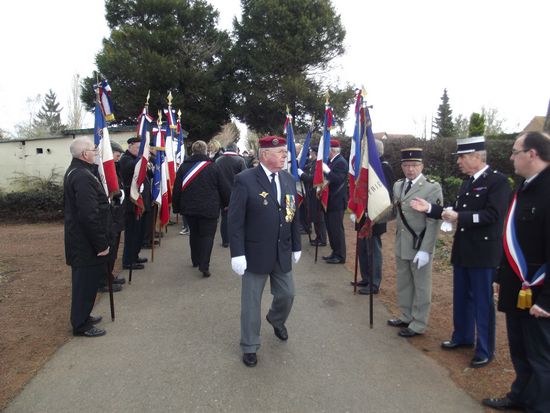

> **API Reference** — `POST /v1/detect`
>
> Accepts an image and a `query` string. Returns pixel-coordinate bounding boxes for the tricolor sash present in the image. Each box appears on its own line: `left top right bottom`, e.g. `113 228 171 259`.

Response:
503 192 547 309
181 161 211 191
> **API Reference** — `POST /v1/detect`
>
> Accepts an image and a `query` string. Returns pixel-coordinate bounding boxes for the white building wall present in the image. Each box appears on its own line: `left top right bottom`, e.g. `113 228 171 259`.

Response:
0 128 135 191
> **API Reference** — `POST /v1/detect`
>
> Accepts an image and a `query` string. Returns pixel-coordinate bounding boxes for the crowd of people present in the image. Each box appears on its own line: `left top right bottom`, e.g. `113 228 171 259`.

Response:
64 131 550 412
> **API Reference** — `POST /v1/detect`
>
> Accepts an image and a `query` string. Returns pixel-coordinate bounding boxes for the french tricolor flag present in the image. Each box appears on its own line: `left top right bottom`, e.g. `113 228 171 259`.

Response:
94 102 119 198
348 89 364 216
130 106 153 216
313 102 332 211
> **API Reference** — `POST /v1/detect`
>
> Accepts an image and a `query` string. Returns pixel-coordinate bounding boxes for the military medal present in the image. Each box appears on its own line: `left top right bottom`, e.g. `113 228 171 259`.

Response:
259 191 269 206
285 194 296 222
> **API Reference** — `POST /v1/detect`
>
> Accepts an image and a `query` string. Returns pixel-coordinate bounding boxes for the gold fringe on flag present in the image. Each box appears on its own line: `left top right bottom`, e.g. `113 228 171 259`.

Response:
517 288 533 309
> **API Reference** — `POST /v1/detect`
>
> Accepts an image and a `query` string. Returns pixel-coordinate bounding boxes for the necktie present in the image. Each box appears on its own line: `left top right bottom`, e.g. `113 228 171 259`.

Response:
270 173 278 203
466 176 475 191
404 180 412 195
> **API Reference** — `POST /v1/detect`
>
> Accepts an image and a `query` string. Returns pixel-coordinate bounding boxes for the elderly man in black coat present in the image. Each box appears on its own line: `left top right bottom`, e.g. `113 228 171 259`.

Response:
322 139 348 264
215 142 247 247
228 136 302 367
483 132 550 412
64 137 111 337
172 140 231 277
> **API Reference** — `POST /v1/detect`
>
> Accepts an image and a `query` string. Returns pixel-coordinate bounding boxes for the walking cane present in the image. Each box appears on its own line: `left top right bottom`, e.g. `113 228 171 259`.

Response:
367 234 374 328
353 228 360 294
151 204 158 263
106 262 115 321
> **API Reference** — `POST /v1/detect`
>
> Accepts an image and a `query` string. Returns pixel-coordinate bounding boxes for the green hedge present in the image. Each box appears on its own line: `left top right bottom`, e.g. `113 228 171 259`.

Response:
0 185 64 222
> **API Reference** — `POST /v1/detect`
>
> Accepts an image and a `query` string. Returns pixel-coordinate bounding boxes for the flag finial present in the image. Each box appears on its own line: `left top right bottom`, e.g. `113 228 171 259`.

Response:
146 90 151 105
157 110 163 126
167 91 173 106
177 109 182 119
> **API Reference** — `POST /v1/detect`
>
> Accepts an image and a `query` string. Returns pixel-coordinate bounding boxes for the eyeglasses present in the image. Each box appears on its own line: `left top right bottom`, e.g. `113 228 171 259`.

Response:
83 148 98 155
511 148 529 156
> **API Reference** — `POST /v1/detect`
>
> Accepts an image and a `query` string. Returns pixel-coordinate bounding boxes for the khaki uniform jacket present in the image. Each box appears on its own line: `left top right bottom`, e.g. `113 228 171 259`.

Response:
393 175 443 260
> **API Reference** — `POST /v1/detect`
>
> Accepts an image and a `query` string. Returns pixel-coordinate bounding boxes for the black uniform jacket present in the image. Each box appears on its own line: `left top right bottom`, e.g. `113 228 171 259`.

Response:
228 166 301 274
172 154 231 219
429 167 511 268
63 158 111 267
497 166 550 315
326 154 348 212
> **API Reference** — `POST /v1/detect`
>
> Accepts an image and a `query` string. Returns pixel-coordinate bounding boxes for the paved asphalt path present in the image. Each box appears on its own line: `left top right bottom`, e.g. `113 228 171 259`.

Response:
6 226 482 413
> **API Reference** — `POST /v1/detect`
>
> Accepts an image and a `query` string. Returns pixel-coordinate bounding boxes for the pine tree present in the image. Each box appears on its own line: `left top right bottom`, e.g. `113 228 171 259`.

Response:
433 89 454 138
468 112 485 137
32 89 64 135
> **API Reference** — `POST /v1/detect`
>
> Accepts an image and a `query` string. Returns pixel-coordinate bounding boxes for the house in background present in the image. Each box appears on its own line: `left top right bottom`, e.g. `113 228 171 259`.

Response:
522 116 546 132
0 126 137 191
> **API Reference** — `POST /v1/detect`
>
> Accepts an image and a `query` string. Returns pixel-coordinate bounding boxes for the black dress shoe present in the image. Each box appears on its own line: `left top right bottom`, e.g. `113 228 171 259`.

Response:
398 327 420 337
113 276 126 285
350 280 369 287
322 254 335 260
310 240 327 246
202 271 211 278
136 256 148 264
470 356 492 368
98 284 122 293
387 318 409 327
123 263 144 270
87 315 103 324
325 257 345 264
242 352 257 367
266 314 288 341
73 326 106 337
358 287 379 295
441 340 474 350
222 243 229 248
481 396 523 410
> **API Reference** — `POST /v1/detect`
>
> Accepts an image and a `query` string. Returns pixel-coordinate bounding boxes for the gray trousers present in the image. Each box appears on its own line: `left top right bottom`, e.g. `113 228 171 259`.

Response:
240 261 295 353
396 256 432 334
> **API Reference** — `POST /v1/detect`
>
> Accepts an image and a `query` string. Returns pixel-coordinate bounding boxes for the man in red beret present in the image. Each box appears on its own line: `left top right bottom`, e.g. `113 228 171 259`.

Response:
321 139 349 264
228 135 302 367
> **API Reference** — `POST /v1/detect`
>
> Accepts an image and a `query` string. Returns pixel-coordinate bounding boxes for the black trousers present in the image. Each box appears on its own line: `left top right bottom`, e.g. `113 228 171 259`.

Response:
185 215 218 272
220 208 229 245
506 312 550 413
325 209 346 261
123 214 140 266
101 232 121 287
71 264 105 333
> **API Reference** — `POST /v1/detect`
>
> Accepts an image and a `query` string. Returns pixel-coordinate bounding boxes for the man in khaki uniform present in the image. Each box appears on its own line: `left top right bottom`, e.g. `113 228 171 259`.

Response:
387 148 443 337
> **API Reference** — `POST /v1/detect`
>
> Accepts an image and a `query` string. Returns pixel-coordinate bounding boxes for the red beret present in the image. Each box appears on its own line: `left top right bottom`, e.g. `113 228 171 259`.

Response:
330 139 340 148
259 136 286 148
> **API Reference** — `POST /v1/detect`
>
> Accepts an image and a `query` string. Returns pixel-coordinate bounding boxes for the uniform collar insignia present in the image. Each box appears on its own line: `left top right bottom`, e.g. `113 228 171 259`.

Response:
259 191 268 198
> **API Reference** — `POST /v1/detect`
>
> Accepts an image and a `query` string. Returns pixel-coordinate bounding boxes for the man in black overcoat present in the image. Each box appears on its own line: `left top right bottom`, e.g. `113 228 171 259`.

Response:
322 139 348 264
483 132 550 412
228 136 302 367
64 137 111 337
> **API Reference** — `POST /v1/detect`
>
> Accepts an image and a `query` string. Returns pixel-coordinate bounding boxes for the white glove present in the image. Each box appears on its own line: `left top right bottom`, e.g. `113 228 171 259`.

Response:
297 168 304 177
293 251 301 263
119 188 125 204
440 207 453 232
231 256 247 276
350 213 356 223
413 251 430 269
322 163 331 174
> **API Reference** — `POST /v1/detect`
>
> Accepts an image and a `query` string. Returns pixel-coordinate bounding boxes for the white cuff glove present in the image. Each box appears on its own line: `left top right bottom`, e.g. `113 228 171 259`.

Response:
350 213 356 223
119 188 125 204
231 255 247 276
297 168 304 177
413 251 430 269
441 207 453 232
293 251 301 263
322 163 331 174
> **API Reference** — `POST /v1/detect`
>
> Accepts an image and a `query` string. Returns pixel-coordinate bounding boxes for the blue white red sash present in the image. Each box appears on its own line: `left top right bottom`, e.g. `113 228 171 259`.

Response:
503 192 546 308
181 161 211 190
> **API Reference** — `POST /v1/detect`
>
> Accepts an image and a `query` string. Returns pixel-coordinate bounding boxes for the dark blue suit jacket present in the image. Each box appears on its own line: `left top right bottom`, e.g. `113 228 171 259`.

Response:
228 166 301 274
326 153 348 212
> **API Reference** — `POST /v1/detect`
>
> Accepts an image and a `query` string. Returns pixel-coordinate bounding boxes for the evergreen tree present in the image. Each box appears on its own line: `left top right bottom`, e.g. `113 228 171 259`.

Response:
32 89 64 135
432 88 454 138
229 0 354 135
82 0 232 140
453 114 469 138
468 112 485 137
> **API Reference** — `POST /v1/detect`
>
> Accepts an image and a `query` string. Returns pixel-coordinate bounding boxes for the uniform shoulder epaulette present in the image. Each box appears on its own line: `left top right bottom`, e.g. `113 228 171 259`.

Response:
428 178 436 183
397 178 404 182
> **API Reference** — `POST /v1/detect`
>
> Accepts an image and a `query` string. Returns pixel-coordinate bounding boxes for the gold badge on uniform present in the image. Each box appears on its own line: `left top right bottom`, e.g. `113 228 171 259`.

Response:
285 194 296 222
259 191 269 206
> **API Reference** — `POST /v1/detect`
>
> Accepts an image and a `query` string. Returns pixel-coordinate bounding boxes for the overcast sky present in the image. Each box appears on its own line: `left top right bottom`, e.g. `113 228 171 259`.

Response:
1 0 549 138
